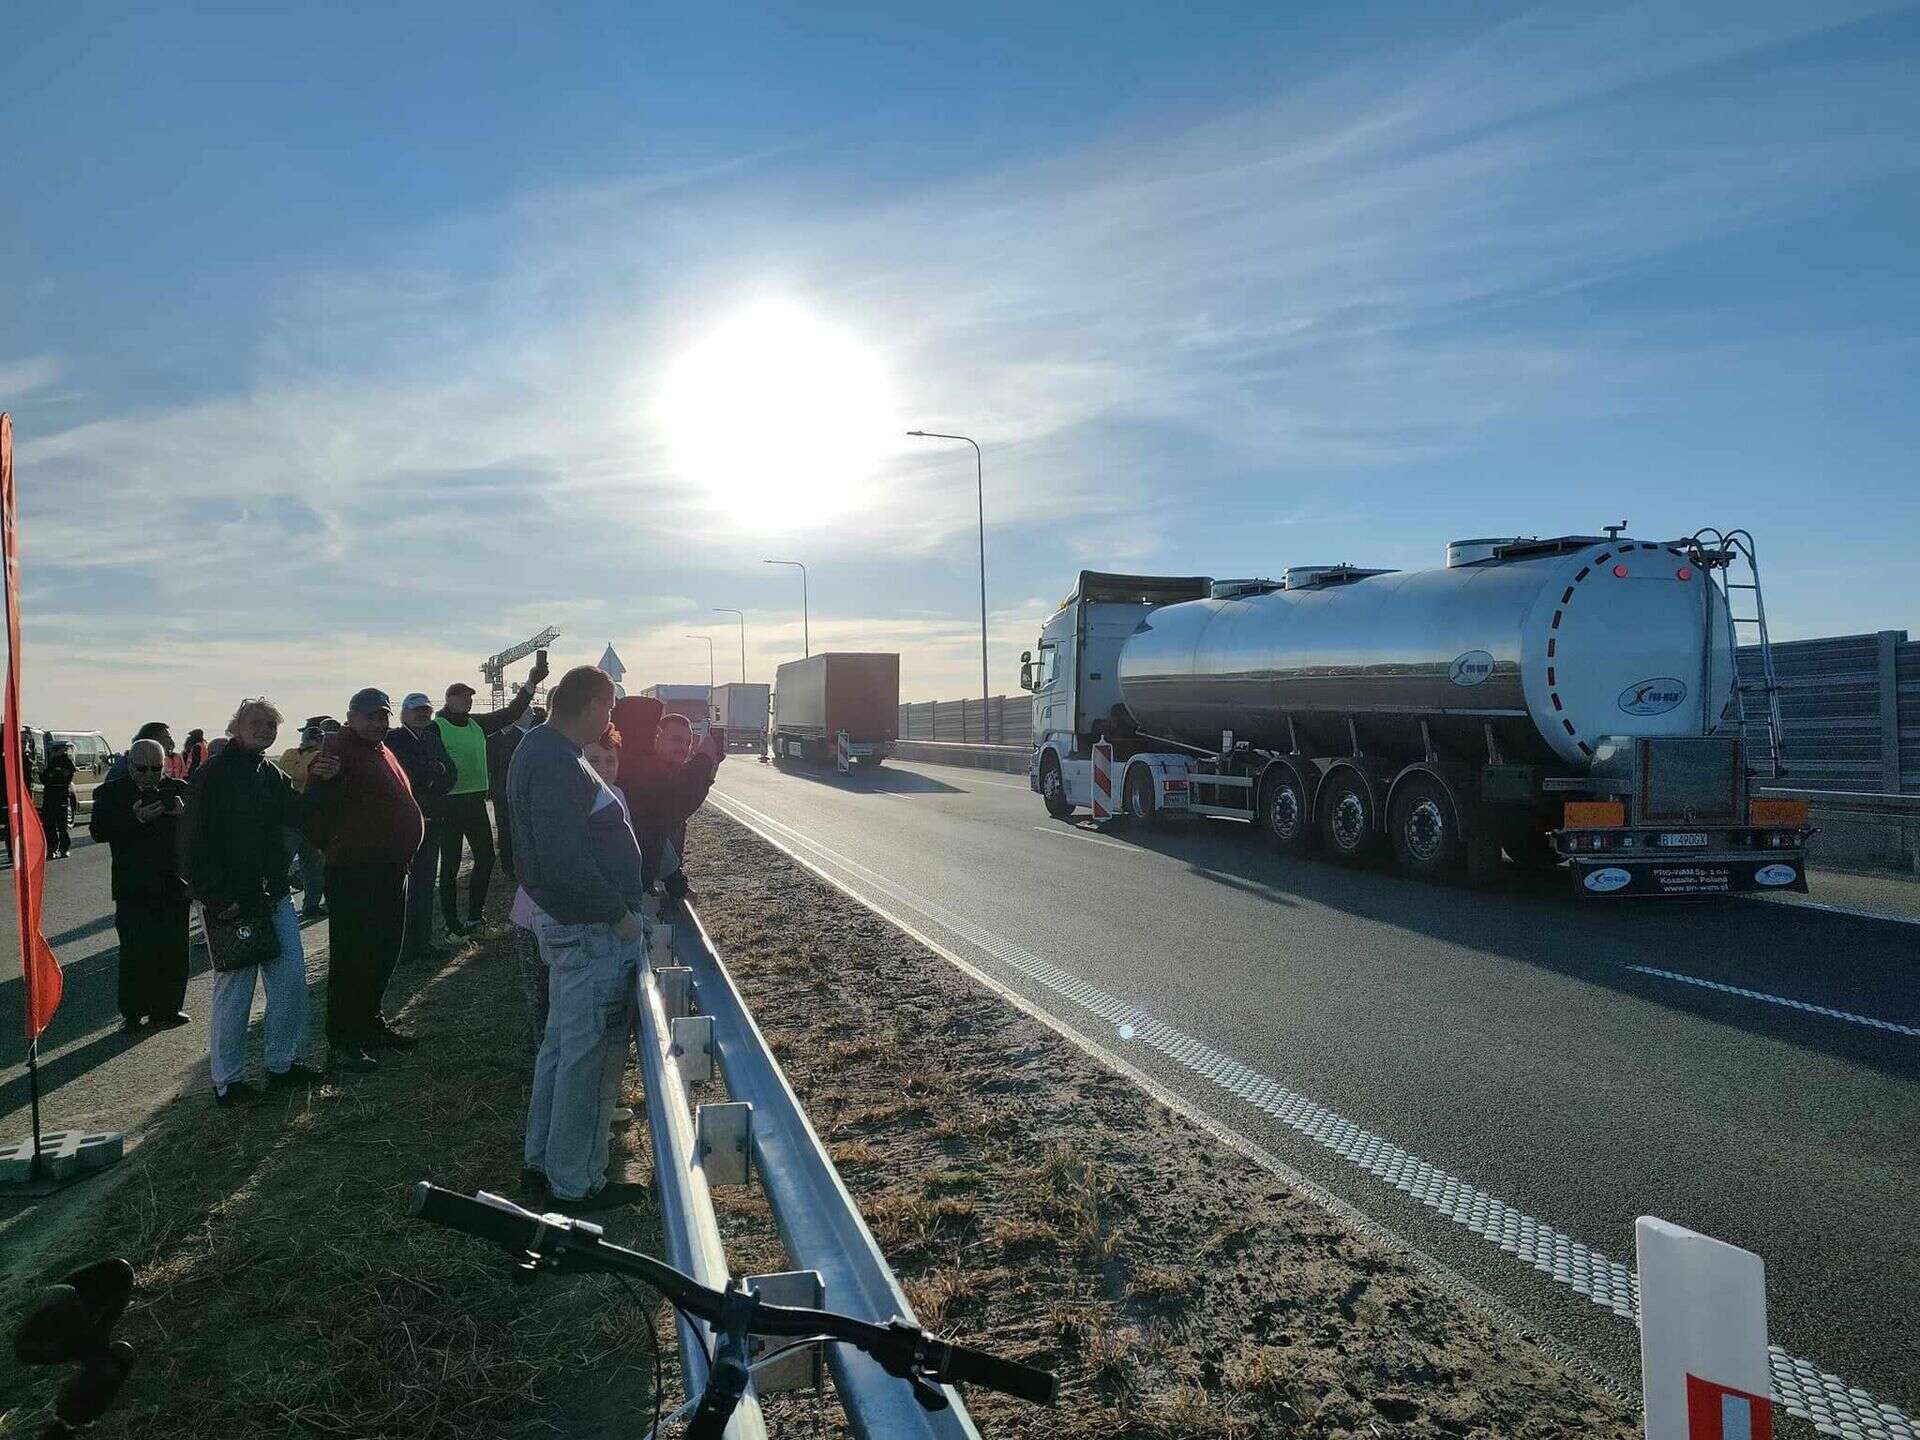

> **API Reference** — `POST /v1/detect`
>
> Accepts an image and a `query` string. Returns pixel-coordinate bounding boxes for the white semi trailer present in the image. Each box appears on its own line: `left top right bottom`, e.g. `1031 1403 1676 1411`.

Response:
1020 529 1813 896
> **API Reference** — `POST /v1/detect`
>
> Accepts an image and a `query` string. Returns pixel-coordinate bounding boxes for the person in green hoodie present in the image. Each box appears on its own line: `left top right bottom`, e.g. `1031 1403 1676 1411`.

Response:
434 653 548 938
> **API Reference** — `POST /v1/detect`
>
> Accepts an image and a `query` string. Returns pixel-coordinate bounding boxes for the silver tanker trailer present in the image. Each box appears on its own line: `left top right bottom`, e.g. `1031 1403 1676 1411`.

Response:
1020 529 1813 896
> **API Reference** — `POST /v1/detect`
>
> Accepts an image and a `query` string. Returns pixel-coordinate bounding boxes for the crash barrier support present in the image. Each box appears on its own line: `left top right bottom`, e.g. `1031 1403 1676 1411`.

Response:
890 740 1029 774
1759 787 1920 875
635 907 985 1439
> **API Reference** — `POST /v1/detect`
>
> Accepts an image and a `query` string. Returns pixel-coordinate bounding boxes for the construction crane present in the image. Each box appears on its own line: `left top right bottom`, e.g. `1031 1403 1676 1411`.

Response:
481 627 560 711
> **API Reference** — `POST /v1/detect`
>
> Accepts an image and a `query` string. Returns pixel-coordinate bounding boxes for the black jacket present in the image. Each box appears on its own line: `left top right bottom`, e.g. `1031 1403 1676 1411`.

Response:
181 744 306 911
40 752 76 798
88 775 190 904
385 723 455 818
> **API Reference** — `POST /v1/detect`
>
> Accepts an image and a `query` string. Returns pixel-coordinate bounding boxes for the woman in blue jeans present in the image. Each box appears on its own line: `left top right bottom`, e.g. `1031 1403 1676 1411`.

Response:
183 698 338 1105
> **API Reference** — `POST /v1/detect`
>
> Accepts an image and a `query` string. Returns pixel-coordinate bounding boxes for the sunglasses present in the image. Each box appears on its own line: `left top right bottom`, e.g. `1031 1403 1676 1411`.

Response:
131 764 164 773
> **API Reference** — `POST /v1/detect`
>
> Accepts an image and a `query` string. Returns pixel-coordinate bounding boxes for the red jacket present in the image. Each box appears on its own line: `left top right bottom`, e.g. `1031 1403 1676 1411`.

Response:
304 730 425 867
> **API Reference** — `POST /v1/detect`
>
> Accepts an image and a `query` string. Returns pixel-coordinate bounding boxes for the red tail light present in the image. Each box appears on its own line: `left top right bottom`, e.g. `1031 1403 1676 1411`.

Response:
1612 564 1629 578
1676 566 1693 581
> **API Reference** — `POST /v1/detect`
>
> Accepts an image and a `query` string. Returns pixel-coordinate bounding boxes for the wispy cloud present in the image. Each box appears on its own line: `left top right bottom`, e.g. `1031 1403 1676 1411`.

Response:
10 1 1914 736
0 355 63 401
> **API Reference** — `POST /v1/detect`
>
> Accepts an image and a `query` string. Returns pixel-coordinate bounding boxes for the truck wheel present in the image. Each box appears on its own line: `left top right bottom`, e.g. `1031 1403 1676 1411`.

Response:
1259 761 1314 856
1041 755 1074 818
1389 776 1464 881
1123 766 1159 826
1317 770 1379 863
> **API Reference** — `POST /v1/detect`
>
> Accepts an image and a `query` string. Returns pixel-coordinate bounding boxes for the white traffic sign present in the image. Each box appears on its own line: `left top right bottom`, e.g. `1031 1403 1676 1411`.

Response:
1636 1216 1773 1440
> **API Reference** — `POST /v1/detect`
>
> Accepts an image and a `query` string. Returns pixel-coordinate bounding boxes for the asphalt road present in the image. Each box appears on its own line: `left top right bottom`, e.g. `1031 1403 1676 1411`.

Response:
0 835 340 1151
710 756 1919 1428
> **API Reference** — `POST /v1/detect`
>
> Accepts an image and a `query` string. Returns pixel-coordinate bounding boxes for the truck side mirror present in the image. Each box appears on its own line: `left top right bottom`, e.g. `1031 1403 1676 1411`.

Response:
1020 661 1034 692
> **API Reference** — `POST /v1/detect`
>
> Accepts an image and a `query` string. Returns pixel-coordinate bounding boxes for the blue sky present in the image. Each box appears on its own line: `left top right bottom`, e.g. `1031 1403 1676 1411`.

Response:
3 1 1916 742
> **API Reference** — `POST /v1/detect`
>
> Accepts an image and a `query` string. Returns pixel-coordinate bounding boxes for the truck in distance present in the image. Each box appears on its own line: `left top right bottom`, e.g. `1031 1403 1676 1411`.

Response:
771 653 899 770
641 684 711 738
709 683 771 753
1020 529 1812 896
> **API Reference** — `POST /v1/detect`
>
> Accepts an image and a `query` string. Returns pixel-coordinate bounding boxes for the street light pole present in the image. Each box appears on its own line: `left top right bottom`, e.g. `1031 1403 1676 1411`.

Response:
907 430 991 742
762 559 809 657
713 608 747 683
686 634 714 692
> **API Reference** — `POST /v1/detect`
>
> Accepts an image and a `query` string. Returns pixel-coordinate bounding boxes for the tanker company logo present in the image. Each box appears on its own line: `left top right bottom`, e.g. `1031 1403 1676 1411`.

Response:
1448 650 1495 687
1583 866 1633 893
1619 676 1687 715
1754 863 1798 887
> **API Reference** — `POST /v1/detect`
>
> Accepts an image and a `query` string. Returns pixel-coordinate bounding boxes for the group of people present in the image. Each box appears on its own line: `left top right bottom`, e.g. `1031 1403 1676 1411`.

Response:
82 662 726 1211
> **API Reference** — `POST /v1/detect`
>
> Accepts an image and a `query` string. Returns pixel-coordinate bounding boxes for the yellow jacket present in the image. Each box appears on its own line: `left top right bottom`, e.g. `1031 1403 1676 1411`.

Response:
278 745 323 794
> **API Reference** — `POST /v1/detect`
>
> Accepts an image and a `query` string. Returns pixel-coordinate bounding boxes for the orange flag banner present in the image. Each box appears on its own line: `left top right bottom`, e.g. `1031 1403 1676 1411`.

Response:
2 412 64 1039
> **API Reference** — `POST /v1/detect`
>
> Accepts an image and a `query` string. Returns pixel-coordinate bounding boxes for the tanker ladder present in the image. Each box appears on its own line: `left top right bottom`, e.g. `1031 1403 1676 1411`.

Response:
1688 528 1786 781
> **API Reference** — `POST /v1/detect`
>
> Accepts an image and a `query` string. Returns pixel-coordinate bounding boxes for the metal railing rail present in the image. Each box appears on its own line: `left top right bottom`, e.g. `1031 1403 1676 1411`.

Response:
633 949 769 1439
666 904 985 1440
1758 788 1920 820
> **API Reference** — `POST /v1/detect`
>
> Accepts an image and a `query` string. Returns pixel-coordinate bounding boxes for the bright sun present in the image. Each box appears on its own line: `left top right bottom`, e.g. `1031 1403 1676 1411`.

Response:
656 298 896 531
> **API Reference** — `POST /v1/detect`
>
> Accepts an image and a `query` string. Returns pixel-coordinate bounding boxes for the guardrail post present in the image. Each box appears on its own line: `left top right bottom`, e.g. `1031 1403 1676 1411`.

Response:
657 966 694 1019
745 1271 827 1392
697 1101 753 1185
670 1014 715 1084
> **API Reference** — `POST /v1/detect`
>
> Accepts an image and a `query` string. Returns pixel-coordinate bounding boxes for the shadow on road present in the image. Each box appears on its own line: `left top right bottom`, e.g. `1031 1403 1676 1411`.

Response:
1080 814 1920 1082
768 758 964 794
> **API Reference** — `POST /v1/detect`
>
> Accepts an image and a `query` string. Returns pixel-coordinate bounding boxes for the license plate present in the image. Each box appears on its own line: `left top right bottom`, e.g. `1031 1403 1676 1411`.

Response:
1657 832 1709 848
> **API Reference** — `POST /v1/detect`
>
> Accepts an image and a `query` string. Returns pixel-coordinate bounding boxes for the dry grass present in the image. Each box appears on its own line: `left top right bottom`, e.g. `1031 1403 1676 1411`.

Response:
0 929 666 1440
687 807 1644 1440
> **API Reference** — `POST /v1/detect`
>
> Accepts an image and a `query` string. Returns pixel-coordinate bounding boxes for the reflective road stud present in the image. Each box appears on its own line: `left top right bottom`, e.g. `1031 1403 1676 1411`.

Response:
1637 1217 1773 1440
1091 741 1114 823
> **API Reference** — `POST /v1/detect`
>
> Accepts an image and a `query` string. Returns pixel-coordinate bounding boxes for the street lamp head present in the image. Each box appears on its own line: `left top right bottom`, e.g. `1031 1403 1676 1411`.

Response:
906 429 927 436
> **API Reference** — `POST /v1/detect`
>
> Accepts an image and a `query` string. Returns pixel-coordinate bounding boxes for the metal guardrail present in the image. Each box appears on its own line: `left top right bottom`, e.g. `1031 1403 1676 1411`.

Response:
1759 787 1920 818
634 940 766 1438
633 905 984 1439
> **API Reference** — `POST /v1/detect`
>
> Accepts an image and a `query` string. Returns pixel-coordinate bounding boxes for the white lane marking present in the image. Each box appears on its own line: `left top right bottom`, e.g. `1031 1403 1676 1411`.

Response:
1756 896 1920 928
1030 824 1134 851
712 789 1919 1440
1625 965 1920 1038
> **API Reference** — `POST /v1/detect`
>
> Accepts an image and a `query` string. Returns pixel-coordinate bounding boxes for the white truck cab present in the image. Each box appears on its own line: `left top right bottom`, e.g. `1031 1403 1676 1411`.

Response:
1022 572 1212 817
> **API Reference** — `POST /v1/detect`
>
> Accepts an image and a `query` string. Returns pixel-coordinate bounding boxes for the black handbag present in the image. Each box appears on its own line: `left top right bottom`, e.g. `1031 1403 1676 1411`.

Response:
202 904 281 973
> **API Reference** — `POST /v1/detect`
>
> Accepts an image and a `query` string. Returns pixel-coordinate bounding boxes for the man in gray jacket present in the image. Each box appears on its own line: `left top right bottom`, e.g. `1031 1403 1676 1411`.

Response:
508 664 650 1211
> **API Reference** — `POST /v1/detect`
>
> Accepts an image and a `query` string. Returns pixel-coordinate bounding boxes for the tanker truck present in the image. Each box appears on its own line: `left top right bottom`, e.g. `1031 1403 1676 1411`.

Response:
1020 529 1813 896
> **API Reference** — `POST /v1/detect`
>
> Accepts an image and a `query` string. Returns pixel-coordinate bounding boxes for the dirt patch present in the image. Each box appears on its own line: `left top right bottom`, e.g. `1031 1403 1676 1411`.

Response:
688 806 1639 1438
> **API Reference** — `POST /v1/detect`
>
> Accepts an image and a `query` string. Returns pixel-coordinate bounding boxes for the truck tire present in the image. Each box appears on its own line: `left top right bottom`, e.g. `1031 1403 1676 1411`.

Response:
1389 775 1464 881
1259 760 1315 856
1040 754 1074 819
1317 768 1380 863
1123 765 1159 827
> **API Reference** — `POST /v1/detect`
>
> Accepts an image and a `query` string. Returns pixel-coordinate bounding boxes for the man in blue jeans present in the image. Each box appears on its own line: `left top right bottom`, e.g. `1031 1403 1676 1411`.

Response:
184 697 338 1105
508 664 650 1211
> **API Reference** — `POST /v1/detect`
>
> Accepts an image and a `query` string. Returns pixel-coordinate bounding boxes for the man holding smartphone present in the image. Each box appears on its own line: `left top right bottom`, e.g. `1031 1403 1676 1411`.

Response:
89 738 193 1031
616 710 726 897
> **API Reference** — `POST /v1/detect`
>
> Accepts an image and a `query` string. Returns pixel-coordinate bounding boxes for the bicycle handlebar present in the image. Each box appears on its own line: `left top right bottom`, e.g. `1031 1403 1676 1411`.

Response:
408 1182 1057 1409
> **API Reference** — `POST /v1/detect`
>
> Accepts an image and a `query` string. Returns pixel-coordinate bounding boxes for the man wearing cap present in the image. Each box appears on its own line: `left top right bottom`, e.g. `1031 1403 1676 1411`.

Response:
386 691 456 963
305 688 425 1071
435 654 547 938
